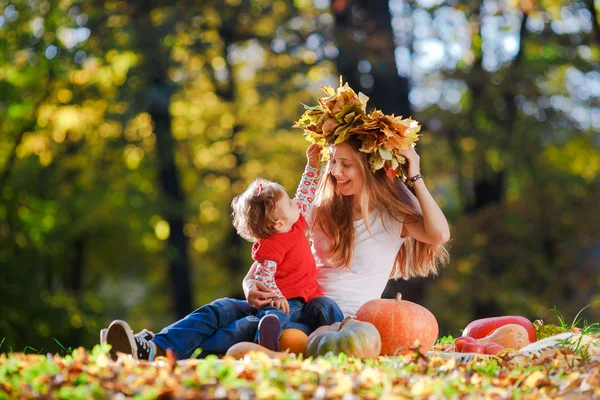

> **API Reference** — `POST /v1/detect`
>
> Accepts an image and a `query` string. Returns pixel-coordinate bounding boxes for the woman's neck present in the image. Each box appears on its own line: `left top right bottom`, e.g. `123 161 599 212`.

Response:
352 198 363 221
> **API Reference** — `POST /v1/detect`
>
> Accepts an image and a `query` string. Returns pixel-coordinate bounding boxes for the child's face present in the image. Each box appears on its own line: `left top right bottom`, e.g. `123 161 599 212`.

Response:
275 189 300 231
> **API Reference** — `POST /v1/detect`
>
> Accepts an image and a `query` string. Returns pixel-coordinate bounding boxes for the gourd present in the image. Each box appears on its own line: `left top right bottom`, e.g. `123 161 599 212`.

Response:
305 317 381 358
356 293 439 355
475 324 531 350
463 316 536 343
279 329 309 355
225 342 286 359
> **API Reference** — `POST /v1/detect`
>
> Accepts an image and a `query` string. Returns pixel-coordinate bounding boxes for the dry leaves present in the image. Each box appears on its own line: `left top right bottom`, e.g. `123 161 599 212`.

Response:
293 77 421 179
1 335 600 399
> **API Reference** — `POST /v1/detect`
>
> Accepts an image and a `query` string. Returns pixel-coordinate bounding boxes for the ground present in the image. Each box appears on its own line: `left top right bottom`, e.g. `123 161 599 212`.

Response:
1 333 600 399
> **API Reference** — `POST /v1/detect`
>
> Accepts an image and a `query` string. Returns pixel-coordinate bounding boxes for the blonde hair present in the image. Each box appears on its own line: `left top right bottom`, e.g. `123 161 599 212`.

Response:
231 178 285 242
312 138 450 279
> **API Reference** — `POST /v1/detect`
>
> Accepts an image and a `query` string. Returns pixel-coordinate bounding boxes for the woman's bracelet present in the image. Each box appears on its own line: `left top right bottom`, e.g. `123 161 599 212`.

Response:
408 173 424 186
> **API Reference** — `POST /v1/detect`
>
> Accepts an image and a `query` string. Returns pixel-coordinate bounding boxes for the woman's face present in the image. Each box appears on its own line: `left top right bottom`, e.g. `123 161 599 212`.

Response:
330 142 364 197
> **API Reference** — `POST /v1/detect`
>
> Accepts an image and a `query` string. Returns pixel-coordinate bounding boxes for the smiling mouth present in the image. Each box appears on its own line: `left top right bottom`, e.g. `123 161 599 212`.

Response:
337 179 350 186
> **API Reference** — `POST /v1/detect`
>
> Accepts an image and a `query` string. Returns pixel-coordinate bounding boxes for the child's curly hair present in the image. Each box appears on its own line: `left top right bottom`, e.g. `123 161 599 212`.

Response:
231 178 285 242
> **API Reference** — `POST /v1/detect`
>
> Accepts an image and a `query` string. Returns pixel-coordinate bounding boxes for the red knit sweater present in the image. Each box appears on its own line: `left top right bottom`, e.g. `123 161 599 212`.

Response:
251 214 323 302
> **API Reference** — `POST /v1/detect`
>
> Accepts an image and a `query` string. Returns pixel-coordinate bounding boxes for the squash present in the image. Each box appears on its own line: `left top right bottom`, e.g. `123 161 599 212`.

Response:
463 316 536 343
225 342 286 359
475 324 531 350
279 329 309 355
355 293 439 355
305 317 381 358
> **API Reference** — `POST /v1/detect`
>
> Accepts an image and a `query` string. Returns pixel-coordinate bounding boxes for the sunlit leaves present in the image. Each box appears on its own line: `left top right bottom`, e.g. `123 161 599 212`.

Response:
543 137 600 182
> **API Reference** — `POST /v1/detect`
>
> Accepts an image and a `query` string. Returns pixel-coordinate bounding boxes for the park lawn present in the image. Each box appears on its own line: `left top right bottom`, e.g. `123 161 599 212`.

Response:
1 336 600 399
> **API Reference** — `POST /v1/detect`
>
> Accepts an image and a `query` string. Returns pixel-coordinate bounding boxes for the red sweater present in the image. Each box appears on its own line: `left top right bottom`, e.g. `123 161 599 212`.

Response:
252 214 323 302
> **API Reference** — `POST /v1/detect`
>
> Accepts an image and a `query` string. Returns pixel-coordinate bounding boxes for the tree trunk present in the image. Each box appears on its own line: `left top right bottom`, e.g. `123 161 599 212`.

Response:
332 0 410 116
470 9 530 319
586 0 600 44
67 238 85 293
332 0 428 303
134 2 193 318
215 16 248 284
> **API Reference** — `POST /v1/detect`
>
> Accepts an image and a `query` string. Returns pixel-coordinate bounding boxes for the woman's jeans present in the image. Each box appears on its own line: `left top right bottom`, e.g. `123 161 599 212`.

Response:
151 296 344 359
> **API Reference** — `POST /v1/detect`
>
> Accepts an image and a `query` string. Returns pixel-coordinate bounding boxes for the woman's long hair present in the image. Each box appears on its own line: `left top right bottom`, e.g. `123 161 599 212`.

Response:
311 138 450 279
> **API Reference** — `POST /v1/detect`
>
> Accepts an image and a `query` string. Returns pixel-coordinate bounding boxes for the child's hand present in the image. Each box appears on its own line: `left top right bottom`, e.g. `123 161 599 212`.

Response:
306 144 322 168
270 297 290 314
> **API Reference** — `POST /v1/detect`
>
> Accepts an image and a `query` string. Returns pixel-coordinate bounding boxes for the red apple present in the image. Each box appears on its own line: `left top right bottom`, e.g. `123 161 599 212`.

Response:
462 343 486 354
453 336 476 352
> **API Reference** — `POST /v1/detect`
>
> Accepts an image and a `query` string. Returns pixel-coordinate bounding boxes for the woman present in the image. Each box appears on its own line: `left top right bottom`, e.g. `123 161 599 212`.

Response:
105 83 450 361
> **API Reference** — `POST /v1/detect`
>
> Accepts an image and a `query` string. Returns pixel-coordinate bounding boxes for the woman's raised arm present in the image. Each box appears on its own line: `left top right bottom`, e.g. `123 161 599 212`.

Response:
399 147 450 245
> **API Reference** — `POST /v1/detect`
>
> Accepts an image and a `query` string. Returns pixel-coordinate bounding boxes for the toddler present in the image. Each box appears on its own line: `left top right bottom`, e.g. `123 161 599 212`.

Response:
231 144 330 350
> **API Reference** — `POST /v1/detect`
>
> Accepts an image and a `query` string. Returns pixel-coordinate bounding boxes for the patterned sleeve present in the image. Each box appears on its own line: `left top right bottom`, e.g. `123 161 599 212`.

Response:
294 166 322 217
254 260 284 298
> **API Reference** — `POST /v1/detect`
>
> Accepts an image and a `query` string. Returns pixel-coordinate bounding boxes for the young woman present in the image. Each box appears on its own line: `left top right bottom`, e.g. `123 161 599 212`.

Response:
104 83 450 361
246 138 450 319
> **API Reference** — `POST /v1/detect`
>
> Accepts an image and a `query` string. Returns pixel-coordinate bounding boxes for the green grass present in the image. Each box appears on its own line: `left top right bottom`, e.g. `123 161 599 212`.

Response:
550 302 600 335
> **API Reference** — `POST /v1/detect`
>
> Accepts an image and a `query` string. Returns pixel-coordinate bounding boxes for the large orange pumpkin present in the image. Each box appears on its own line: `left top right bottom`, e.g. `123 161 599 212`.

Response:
355 293 438 355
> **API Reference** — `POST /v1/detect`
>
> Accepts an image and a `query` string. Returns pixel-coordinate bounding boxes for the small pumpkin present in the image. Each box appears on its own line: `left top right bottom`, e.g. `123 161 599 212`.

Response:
356 293 438 355
279 328 309 355
305 317 381 358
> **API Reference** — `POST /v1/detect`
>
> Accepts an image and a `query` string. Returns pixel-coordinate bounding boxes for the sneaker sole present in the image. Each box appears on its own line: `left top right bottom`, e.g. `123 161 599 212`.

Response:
100 328 108 346
106 320 137 360
258 315 281 352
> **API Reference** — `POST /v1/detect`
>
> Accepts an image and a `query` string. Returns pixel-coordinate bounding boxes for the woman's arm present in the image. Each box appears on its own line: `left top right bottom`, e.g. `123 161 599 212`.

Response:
243 262 279 308
399 147 450 245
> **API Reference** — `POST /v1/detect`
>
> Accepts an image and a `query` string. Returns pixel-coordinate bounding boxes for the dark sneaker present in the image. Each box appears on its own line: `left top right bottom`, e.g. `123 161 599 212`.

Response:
106 320 156 361
100 328 154 346
258 315 281 352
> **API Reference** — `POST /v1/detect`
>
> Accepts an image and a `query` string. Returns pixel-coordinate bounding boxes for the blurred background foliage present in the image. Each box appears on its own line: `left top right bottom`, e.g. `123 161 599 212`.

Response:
0 0 598 353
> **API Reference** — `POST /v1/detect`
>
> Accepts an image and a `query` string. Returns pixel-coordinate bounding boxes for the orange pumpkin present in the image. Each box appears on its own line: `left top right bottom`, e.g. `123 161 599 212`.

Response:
279 329 309 355
355 293 438 355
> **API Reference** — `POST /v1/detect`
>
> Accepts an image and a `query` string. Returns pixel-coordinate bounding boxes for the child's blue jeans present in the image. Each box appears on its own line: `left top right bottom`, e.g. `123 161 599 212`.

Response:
252 296 339 343
151 296 343 359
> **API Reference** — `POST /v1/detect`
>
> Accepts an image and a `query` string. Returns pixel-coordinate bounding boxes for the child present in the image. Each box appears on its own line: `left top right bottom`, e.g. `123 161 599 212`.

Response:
102 145 342 360
231 143 333 350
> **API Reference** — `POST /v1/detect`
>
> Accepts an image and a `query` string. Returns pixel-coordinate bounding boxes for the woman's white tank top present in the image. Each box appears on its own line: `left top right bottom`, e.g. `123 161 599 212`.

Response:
308 210 407 317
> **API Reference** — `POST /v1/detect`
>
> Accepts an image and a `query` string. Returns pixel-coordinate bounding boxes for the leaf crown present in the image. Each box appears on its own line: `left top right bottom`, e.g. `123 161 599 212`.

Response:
293 77 421 179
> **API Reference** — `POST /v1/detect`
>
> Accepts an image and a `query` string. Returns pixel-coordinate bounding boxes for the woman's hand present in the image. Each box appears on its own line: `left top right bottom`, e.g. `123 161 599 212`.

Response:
246 280 279 309
306 144 322 169
399 146 421 179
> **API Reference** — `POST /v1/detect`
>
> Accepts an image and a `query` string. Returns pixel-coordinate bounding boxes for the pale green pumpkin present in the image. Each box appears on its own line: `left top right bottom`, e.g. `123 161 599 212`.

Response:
305 317 381 358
